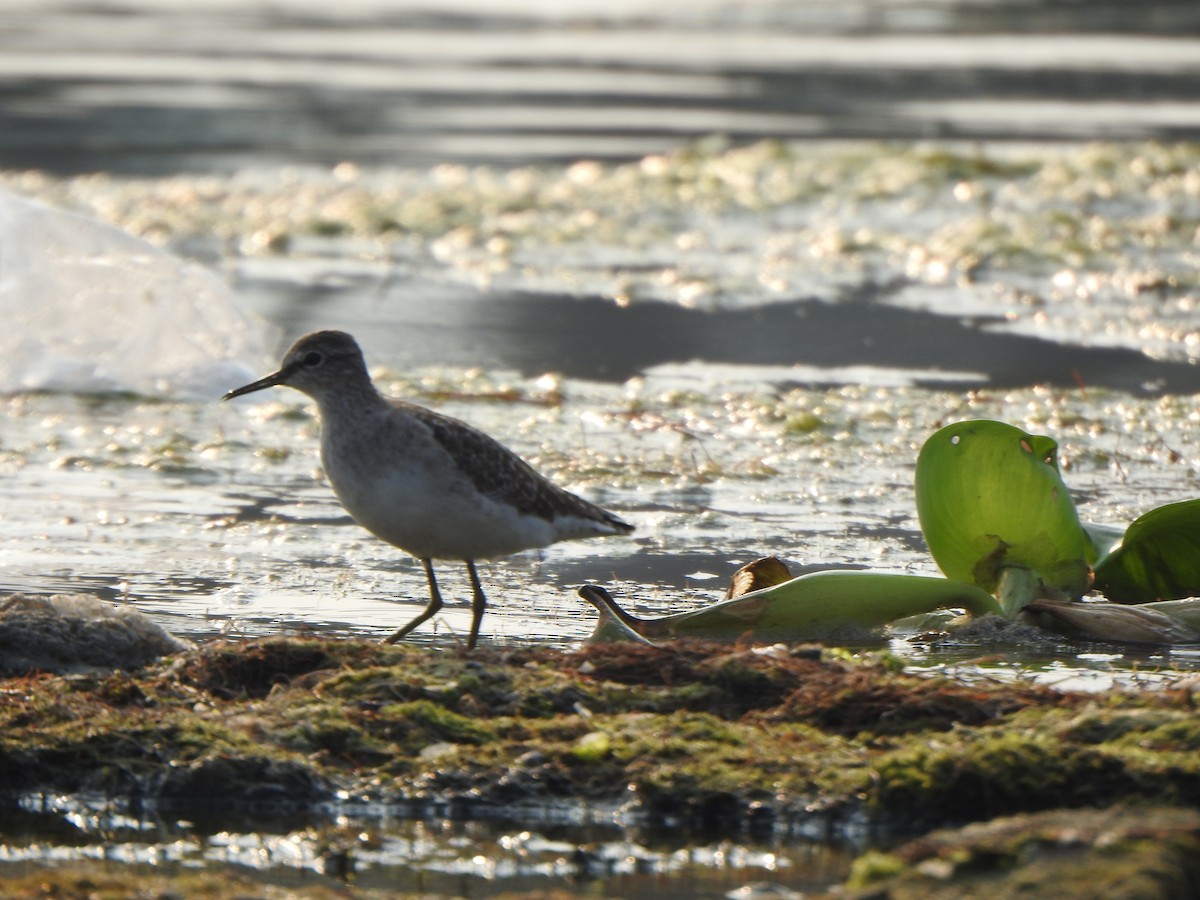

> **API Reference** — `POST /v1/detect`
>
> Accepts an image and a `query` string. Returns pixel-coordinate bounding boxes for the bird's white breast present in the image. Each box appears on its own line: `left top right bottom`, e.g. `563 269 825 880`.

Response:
318 402 559 560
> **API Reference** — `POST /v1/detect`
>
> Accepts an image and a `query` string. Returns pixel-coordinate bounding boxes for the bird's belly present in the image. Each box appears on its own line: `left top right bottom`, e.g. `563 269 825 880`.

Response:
328 466 556 561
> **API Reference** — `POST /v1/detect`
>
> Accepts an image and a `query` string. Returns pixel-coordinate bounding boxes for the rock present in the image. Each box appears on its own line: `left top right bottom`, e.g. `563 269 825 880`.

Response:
0 593 192 675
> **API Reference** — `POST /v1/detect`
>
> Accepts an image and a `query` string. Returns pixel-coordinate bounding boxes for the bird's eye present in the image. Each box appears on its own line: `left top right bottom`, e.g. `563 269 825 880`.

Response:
302 351 324 367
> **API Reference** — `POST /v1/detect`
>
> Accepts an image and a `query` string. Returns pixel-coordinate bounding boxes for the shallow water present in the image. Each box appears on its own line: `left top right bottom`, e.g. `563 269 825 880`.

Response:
5 144 1200 664
3 362 1199 678
0 791 857 897
4 1 1200 894
5 0 1200 174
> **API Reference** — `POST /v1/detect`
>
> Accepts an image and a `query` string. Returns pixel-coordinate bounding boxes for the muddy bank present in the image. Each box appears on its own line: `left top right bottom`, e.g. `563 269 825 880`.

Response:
2 636 1198 895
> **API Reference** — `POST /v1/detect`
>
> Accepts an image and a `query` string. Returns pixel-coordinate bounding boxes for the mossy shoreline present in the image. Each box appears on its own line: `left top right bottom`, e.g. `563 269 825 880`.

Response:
2 637 1199 896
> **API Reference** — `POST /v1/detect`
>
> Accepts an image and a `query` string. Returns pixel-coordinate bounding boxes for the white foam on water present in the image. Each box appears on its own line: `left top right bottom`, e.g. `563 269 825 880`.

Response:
0 188 275 399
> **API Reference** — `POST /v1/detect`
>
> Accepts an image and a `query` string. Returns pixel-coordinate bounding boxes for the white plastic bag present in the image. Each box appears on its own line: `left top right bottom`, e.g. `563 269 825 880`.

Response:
0 187 273 398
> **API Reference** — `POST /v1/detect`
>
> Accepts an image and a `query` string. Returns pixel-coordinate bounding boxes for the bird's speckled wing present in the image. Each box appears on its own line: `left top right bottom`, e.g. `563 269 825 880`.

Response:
397 400 632 533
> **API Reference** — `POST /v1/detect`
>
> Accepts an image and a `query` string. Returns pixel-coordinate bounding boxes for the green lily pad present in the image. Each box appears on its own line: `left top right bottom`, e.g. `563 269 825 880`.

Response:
915 420 1093 599
1093 499 1200 603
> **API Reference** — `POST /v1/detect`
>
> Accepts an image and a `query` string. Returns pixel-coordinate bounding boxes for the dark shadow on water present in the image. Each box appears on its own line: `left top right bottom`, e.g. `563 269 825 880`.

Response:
246 275 1200 396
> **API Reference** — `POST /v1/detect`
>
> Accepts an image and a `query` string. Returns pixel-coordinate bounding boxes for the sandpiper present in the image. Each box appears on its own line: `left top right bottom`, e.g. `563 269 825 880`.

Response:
223 330 633 648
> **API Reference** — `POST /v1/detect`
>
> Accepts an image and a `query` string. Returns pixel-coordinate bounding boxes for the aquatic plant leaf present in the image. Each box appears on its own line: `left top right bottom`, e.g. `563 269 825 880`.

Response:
578 586 658 645
915 420 1093 601
993 566 1043 619
1023 598 1200 645
1082 521 1127 563
1092 499 1200 603
580 571 1002 644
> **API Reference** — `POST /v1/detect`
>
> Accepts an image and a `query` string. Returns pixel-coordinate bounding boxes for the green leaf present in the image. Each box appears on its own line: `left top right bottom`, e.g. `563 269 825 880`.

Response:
1093 498 1200 603
577 585 658 644
994 566 1042 618
915 420 1093 599
581 571 1002 644
1082 521 1127 564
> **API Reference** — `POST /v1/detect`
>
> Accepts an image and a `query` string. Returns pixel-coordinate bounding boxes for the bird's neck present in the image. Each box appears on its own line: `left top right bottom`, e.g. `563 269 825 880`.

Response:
312 379 389 424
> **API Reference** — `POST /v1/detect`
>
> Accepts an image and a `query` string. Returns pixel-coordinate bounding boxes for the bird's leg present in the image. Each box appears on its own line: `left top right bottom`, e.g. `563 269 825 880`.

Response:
383 558 443 644
465 559 488 650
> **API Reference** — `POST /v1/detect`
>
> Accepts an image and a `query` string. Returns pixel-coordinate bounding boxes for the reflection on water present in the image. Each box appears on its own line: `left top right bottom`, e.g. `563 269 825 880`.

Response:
901 638 1200 693
0 791 858 897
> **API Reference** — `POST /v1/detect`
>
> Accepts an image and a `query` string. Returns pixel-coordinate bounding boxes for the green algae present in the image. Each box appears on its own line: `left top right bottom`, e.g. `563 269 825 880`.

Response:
871 731 1142 827
846 805 1200 899
0 863 370 900
3 638 1200 896
0 638 1196 829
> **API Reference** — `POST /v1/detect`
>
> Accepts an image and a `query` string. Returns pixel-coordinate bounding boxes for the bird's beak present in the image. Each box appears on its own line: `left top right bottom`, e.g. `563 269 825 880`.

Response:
222 368 288 401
